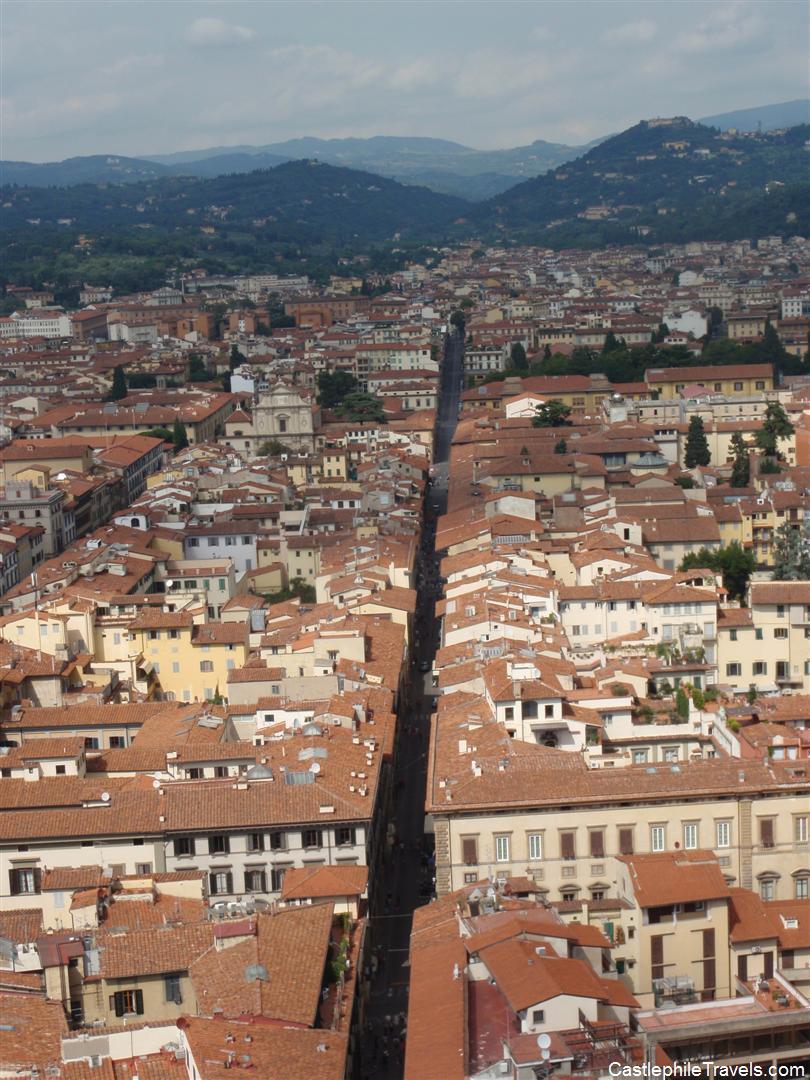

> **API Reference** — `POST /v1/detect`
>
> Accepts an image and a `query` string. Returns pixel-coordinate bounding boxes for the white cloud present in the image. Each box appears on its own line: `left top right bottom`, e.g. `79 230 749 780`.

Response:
603 19 657 44
674 2 763 53
185 17 255 47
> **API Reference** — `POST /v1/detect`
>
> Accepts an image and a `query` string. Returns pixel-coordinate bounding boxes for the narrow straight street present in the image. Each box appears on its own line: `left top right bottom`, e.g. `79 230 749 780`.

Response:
358 328 464 1078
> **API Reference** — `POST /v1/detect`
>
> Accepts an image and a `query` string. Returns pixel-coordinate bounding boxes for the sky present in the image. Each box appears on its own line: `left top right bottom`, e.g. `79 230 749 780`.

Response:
2 0 808 162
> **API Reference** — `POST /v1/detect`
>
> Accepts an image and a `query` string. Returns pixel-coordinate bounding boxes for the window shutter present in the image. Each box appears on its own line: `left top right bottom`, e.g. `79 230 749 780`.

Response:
560 832 575 859
760 819 774 848
114 993 125 1018
703 929 715 958
703 958 716 992
619 829 633 855
226 872 233 894
462 838 478 865
134 989 144 1015
590 831 604 858
763 951 774 979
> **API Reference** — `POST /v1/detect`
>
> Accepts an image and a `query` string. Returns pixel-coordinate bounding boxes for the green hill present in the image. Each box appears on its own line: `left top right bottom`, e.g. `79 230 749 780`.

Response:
477 119 810 244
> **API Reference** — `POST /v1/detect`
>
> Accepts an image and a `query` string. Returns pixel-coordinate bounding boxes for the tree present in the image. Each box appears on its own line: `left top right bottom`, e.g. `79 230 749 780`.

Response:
139 427 172 442
542 344 552 362
449 310 466 333
554 438 568 454
684 415 710 468
679 542 756 603
602 330 620 354
729 431 750 488
107 365 127 401
172 418 189 451
229 343 246 372
755 401 793 458
335 392 387 423
532 400 572 428
675 687 689 720
651 322 670 344
258 439 291 456
188 353 209 382
772 522 810 580
317 370 358 408
760 319 789 371
510 342 527 371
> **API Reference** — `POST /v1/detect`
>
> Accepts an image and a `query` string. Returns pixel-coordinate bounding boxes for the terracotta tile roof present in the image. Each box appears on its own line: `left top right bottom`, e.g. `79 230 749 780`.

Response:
480 939 638 1012
0 907 43 945
281 864 368 901
181 1017 348 1080
0 990 67 1073
751 582 810 605
620 851 731 908
97 921 216 978
729 888 782 943
190 905 333 1025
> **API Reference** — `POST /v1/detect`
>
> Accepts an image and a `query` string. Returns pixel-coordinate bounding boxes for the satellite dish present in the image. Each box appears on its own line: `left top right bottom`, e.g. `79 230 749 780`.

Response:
309 762 321 775
164 580 174 589
100 791 111 803
152 779 161 788
537 1034 552 1050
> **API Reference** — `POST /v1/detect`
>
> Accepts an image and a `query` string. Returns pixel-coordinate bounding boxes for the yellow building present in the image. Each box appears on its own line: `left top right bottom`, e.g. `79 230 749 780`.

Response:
646 364 774 401
128 608 249 703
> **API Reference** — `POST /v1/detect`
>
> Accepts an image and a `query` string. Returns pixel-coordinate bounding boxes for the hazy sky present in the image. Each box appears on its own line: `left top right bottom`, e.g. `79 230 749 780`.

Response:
3 0 808 162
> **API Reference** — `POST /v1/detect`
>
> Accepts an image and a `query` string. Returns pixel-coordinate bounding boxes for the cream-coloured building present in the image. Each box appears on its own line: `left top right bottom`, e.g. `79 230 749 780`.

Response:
429 697 810 908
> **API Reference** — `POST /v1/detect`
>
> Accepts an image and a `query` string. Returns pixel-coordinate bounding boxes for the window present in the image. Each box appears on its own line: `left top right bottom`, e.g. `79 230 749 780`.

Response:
200 660 214 673
651 934 665 982
726 663 742 677
135 862 153 876
55 764 66 775
619 828 634 855
271 867 287 892
777 605 786 618
795 876 809 900
164 974 183 1005
715 821 731 849
172 662 180 674
109 736 125 749
774 628 788 640
269 831 286 851
336 826 356 847
528 833 543 861
148 630 160 641
462 837 478 865
495 835 510 863
531 1009 545 1025
632 749 648 765
173 836 195 858
589 831 605 858
560 831 576 860
759 819 775 849
759 877 776 901
245 868 267 893
247 832 264 853
729 629 737 642
209 870 233 896
8 867 41 895
208 835 229 855
795 817 808 843
303 828 322 849
683 823 699 850
753 662 767 675
650 825 666 853
111 989 143 1017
